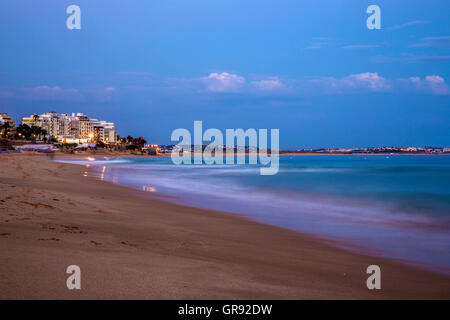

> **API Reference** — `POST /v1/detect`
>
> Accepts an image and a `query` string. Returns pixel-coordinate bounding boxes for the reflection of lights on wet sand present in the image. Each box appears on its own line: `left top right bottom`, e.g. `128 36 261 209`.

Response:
100 166 106 181
87 157 95 161
142 186 157 192
85 164 91 168
83 171 88 177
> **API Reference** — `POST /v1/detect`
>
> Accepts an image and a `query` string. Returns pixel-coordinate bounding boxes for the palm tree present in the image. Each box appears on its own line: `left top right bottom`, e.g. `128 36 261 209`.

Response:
16 124 32 140
0 122 11 138
0 123 5 138
30 125 41 142
132 137 147 147
41 129 47 140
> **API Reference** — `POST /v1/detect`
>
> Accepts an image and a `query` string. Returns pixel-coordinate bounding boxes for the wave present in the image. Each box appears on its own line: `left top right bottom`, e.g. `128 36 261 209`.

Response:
56 156 450 273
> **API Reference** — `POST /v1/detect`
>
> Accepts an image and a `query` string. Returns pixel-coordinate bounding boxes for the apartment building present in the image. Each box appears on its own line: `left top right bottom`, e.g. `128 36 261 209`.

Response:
92 119 117 144
22 112 72 137
21 112 117 144
75 113 94 140
0 113 16 138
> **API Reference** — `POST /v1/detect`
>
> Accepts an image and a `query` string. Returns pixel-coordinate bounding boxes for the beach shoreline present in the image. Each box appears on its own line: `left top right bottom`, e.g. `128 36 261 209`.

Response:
0 153 449 299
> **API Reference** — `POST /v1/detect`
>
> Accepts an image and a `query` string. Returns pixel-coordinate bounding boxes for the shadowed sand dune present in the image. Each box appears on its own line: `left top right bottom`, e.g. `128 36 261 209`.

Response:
0 153 449 299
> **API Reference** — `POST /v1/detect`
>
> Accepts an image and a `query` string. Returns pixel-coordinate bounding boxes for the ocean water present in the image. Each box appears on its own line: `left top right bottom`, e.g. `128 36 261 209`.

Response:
58 155 450 273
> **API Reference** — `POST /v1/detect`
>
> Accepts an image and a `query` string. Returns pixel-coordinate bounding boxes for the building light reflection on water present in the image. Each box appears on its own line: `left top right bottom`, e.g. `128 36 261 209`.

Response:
100 166 106 181
142 186 157 193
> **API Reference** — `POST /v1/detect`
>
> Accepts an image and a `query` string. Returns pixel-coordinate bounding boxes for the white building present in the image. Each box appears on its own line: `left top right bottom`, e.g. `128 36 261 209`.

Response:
0 113 16 137
22 112 72 137
22 112 117 144
92 119 117 144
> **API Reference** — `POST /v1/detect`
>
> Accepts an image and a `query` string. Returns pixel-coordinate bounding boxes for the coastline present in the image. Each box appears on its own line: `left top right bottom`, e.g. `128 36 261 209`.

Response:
0 153 449 299
10 149 447 158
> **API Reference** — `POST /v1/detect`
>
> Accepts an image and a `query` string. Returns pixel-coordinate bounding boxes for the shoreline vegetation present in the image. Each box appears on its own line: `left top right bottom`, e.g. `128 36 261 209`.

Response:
2 112 448 157
1 143 449 157
0 153 449 299
1 136 449 157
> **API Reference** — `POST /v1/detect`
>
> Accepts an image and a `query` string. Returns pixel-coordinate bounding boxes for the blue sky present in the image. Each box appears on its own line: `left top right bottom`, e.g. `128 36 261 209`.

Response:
0 0 449 148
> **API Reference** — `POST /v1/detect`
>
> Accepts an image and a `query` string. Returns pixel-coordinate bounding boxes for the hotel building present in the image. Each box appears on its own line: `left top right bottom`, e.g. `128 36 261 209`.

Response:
21 112 117 144
92 119 117 144
0 113 16 138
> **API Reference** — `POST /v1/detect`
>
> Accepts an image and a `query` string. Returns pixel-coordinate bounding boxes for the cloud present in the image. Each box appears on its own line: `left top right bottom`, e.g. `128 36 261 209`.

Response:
19 85 120 102
304 42 329 50
157 72 450 97
198 72 286 93
92 87 117 102
345 73 390 90
409 35 450 48
387 20 428 30
195 72 449 96
405 75 449 95
312 37 334 41
306 39 382 51
422 36 450 41
298 73 448 96
303 37 336 50
342 44 380 49
119 71 152 76
251 77 285 91
308 72 391 94
17 73 446 104
21 86 82 101
371 54 450 63
201 72 245 93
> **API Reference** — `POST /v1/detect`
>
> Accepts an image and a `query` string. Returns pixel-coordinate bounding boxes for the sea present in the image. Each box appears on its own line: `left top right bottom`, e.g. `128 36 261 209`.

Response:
57 155 450 274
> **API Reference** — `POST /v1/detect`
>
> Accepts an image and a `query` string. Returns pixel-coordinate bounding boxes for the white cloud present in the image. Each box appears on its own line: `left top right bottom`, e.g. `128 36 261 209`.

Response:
22 86 82 100
409 35 450 48
304 42 328 50
199 72 286 93
93 87 117 102
201 72 245 93
17 86 121 102
309 73 449 95
345 72 390 90
371 54 450 63
251 77 285 91
387 20 428 30
74 73 448 99
342 44 380 49
309 72 391 94
406 75 449 95
178 72 449 96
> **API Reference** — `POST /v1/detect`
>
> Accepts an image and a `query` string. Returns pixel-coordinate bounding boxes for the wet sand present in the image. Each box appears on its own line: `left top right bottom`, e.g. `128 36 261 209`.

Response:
0 153 449 299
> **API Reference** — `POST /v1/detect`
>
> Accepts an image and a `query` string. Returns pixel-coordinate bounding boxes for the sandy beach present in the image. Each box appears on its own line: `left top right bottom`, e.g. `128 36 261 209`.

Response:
0 153 449 299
